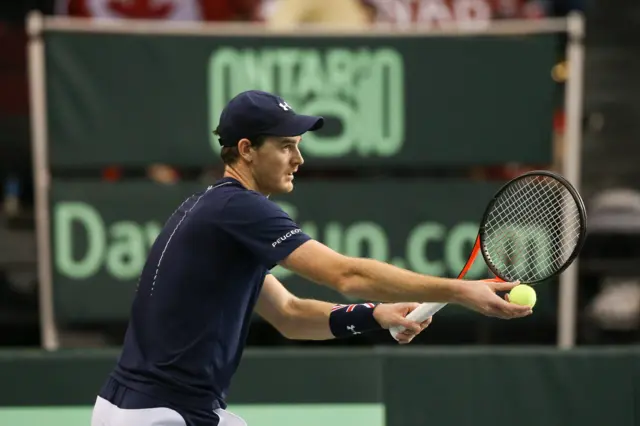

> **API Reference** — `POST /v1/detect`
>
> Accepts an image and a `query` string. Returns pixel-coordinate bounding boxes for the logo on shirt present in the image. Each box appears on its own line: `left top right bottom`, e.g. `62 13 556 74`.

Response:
272 228 302 247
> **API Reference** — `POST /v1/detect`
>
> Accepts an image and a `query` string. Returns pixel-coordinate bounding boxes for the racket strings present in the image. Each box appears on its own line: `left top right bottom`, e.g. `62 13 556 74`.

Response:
482 176 582 282
489 183 577 278
488 180 580 279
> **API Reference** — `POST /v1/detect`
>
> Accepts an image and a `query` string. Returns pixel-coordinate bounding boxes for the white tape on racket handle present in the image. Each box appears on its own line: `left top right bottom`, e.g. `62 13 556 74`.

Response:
389 302 447 340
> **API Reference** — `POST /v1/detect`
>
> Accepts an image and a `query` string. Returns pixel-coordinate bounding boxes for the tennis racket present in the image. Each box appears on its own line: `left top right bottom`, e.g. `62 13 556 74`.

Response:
390 170 588 340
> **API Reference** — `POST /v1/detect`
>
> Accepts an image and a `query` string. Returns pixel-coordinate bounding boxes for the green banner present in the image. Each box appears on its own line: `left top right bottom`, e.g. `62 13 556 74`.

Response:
0 348 384 426
383 348 638 426
0 349 382 406
50 179 522 324
1 348 638 426
45 31 558 168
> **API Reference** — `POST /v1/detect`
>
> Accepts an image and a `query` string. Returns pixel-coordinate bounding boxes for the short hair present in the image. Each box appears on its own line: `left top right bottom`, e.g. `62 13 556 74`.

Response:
213 128 267 165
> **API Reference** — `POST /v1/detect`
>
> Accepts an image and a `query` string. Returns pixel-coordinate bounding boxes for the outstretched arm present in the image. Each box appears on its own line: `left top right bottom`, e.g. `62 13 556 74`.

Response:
280 240 532 320
255 274 431 343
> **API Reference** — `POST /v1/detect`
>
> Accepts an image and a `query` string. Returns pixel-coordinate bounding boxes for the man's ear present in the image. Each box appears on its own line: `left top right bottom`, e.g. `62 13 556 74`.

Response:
237 138 253 162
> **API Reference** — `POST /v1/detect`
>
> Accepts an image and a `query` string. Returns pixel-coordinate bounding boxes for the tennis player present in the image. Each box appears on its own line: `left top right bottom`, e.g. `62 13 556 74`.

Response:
91 90 532 426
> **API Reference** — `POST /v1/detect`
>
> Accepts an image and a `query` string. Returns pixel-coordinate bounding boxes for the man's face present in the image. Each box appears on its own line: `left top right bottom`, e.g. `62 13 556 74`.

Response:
250 136 304 195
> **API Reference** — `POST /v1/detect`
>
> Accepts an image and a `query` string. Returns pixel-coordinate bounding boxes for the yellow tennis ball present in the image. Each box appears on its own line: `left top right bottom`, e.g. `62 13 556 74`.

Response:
509 284 537 308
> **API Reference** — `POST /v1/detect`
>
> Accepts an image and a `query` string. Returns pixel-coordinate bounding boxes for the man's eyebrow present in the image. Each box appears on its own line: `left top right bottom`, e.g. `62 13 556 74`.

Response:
279 137 299 144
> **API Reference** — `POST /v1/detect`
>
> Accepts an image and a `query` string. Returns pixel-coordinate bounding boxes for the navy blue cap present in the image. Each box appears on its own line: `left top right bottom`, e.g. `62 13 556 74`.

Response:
215 90 324 147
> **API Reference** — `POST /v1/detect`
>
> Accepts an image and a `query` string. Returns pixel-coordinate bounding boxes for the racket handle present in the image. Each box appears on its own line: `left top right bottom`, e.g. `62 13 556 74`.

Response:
389 302 448 340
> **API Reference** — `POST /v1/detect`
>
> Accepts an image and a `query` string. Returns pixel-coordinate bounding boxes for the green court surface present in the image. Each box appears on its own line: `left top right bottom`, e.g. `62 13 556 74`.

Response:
0 404 385 426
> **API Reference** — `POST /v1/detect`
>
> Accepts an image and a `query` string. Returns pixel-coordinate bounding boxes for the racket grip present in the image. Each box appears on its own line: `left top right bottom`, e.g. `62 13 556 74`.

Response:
389 302 448 341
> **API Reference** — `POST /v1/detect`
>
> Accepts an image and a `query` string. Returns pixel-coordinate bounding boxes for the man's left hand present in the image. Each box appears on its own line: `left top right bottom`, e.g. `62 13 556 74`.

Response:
373 303 433 344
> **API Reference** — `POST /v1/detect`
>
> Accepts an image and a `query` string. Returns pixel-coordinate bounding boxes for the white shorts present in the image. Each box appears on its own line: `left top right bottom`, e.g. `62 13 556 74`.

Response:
91 396 247 426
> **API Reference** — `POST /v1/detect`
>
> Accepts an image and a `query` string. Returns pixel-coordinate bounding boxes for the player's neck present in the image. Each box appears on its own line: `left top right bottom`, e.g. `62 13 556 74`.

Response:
223 166 268 196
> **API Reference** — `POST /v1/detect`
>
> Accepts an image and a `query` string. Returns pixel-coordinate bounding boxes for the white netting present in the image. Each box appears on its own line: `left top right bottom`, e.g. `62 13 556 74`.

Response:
482 175 583 282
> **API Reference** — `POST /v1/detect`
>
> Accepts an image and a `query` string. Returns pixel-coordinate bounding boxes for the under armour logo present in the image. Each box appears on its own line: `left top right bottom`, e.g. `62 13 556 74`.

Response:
278 101 292 111
347 325 361 335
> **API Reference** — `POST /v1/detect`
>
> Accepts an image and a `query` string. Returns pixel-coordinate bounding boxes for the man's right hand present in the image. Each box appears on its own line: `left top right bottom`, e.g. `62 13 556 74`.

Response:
453 280 533 319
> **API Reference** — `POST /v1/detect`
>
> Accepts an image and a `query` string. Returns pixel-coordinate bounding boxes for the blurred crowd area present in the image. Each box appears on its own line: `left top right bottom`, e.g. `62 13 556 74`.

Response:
2 0 640 349
0 0 588 195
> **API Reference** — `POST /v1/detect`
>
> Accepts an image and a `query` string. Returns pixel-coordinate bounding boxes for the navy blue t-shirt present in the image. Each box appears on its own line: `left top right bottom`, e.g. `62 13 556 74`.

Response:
111 177 311 410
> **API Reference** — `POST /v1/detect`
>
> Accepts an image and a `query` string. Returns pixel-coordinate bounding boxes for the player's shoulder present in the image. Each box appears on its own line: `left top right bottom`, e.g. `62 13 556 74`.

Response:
202 178 286 217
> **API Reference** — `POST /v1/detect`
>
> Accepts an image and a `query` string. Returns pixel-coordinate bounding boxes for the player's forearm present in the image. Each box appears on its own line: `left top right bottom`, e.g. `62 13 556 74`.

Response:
279 298 336 341
339 257 462 303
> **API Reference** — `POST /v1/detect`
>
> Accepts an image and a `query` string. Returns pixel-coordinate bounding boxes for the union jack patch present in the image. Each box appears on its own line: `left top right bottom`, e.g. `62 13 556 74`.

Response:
331 303 376 312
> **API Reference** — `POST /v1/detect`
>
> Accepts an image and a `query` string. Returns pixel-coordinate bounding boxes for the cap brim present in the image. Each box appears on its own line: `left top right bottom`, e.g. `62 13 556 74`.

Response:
265 114 324 137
